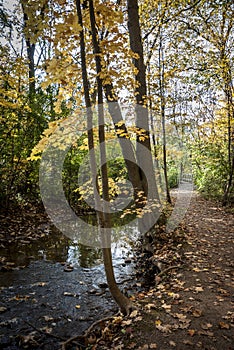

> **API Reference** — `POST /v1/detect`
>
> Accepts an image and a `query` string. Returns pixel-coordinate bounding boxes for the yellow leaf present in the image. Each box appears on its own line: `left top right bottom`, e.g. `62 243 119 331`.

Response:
155 319 162 326
129 310 138 318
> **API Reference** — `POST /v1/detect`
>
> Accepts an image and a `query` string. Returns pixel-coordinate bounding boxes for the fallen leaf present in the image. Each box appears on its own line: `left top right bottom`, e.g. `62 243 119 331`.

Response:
43 315 53 322
161 303 171 311
188 329 195 336
155 323 172 333
180 305 193 313
179 319 191 329
155 319 161 326
122 319 132 326
112 316 123 324
37 282 47 287
169 340 176 347
130 310 138 318
183 339 194 345
19 333 39 346
193 267 201 272
173 313 186 320
219 322 230 329
145 303 157 310
75 304 81 309
41 327 52 334
0 307 7 313
135 316 143 322
149 344 157 349
201 323 213 330
198 330 214 337
194 286 204 293
63 292 77 297
192 309 202 317
217 288 229 295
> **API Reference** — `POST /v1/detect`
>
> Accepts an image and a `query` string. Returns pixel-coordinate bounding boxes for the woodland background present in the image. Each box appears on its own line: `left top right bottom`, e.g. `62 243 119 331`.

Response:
0 0 233 212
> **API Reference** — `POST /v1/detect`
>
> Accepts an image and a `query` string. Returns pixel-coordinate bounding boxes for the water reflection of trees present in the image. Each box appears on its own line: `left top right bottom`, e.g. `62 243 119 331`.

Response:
2 215 138 268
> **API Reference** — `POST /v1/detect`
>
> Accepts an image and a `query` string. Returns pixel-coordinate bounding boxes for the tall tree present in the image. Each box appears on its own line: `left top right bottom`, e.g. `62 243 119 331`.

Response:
127 0 161 232
158 28 172 203
75 0 132 315
89 0 132 315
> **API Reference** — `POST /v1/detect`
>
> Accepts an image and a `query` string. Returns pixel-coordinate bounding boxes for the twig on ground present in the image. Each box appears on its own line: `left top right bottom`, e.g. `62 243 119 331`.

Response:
61 314 117 350
22 319 83 348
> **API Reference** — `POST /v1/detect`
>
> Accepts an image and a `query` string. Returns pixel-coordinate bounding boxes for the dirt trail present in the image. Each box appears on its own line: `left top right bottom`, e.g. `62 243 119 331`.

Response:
97 193 234 350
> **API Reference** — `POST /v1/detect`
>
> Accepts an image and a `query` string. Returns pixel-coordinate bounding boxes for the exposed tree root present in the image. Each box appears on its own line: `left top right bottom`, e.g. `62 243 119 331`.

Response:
156 264 183 279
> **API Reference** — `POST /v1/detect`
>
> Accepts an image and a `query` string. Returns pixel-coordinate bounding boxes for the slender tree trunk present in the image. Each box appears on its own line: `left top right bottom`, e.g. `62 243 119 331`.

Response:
158 31 171 203
146 38 162 186
222 74 234 205
78 0 132 314
21 2 36 96
75 0 101 212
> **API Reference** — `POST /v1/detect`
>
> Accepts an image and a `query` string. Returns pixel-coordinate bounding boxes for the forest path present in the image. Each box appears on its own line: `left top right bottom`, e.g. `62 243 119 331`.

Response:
99 193 234 350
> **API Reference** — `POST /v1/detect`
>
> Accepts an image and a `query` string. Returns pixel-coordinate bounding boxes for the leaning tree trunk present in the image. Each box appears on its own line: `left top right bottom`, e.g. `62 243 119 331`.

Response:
104 82 145 201
127 0 160 232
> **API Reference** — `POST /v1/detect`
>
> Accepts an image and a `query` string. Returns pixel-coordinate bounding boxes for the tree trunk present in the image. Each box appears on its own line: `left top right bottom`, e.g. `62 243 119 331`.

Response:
222 76 234 205
21 2 36 96
75 0 101 212
158 31 171 204
127 0 160 232
104 85 145 200
83 0 132 315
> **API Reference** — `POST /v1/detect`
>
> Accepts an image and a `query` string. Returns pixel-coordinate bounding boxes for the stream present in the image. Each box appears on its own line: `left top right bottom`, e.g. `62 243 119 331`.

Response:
0 217 140 349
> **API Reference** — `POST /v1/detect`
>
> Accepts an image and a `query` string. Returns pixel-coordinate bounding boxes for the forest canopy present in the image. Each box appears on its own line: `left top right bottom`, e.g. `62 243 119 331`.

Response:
0 0 233 211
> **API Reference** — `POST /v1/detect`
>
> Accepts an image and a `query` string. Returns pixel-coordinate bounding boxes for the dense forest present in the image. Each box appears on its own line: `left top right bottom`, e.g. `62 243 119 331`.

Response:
0 1 234 348
0 0 234 350
1 0 233 211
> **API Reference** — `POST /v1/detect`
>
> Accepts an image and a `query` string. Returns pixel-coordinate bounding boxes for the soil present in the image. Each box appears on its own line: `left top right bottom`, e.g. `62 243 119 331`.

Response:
0 192 233 349
95 192 234 350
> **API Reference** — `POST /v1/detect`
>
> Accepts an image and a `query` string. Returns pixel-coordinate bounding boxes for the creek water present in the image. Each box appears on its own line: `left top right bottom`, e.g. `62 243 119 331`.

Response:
0 213 139 270
0 215 140 348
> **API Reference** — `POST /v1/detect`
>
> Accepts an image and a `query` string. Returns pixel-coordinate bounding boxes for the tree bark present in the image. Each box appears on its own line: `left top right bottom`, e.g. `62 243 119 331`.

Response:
222 75 234 205
158 30 171 203
127 0 160 232
21 2 36 96
104 84 145 199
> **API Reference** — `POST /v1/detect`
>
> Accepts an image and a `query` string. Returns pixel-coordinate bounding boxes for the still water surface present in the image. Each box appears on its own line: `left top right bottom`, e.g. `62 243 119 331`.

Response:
1 214 139 269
